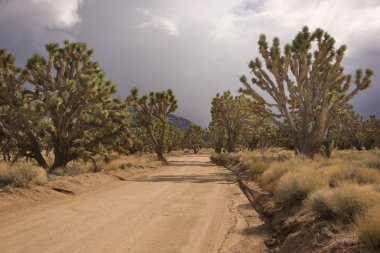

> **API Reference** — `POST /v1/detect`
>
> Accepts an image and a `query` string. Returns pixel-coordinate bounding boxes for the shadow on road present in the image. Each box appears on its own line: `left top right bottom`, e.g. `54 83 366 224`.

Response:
131 172 233 184
167 161 216 167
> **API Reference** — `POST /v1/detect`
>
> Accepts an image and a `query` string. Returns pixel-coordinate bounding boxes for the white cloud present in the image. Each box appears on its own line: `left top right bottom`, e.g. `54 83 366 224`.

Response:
136 8 180 37
207 0 380 55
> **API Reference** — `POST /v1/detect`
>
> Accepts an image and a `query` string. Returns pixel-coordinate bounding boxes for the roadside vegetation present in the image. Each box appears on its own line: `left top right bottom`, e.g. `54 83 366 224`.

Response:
209 27 380 251
211 150 380 250
0 41 206 190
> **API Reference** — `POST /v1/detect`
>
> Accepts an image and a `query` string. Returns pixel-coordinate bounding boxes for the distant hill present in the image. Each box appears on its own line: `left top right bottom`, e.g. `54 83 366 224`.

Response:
168 114 193 129
129 108 193 130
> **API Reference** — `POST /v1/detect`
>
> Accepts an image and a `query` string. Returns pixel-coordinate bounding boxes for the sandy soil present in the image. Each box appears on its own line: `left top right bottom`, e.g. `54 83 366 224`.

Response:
0 155 267 253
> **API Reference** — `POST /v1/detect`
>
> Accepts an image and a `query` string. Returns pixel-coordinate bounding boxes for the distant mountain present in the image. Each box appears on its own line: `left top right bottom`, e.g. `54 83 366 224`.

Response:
169 114 193 129
129 108 193 130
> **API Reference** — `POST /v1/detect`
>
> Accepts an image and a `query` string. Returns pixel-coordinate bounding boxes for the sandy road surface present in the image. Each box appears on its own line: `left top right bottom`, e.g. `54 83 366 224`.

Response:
0 155 267 253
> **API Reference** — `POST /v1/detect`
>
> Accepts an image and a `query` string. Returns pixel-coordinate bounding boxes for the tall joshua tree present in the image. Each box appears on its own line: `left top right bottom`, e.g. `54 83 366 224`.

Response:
128 88 177 163
240 26 373 157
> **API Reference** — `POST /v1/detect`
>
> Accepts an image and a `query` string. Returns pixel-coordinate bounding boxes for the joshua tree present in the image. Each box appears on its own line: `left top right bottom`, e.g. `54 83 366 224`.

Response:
183 124 205 154
0 42 130 171
128 88 177 163
209 91 255 153
166 125 184 153
240 26 373 158
208 120 224 154
0 48 49 168
332 109 379 151
243 116 277 150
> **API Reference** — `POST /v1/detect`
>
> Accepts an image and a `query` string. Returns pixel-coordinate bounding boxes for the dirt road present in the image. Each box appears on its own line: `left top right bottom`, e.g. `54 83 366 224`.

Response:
0 155 267 253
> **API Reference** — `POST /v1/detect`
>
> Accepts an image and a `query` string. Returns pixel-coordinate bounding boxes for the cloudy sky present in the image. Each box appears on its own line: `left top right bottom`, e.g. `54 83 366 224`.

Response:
1 0 380 126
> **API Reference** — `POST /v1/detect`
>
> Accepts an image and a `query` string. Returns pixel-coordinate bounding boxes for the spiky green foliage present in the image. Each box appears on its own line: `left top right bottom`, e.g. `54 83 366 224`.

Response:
0 48 49 168
331 107 380 151
240 26 373 158
183 124 205 154
209 91 271 153
0 42 130 171
128 88 177 163
166 125 184 153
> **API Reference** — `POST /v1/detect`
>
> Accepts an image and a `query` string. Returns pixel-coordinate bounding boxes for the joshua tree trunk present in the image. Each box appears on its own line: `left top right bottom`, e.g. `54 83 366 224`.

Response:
26 130 49 169
214 136 223 154
193 145 200 154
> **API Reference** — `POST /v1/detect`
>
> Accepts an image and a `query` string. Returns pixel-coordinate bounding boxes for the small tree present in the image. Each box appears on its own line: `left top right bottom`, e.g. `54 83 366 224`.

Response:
209 91 256 153
208 120 224 154
166 125 184 153
184 124 205 154
240 26 373 157
128 88 177 163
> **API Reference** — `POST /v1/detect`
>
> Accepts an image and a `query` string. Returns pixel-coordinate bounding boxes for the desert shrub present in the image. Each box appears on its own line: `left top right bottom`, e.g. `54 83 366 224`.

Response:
325 166 380 187
355 206 380 249
108 160 144 170
307 183 380 222
366 160 380 170
210 153 227 165
372 181 380 192
241 160 269 179
260 158 310 192
0 162 47 188
210 153 240 166
274 167 327 206
54 160 94 176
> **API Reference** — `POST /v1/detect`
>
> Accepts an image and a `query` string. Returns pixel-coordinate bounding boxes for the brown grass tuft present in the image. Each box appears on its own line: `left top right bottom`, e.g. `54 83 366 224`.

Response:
325 165 380 187
355 206 380 249
210 153 240 166
241 159 269 179
274 167 327 206
0 162 47 188
306 182 380 222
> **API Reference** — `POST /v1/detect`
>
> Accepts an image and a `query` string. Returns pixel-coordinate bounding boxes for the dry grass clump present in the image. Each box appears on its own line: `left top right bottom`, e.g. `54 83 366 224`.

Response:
210 153 240 166
371 181 380 192
259 157 311 192
325 165 380 187
241 160 269 179
355 206 380 249
240 153 269 179
274 167 327 206
306 182 380 222
0 162 47 188
54 161 94 176
54 153 158 176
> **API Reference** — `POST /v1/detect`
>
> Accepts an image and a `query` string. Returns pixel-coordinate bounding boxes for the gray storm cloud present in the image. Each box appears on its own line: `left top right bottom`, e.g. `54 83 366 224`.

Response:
0 0 83 41
1 0 379 126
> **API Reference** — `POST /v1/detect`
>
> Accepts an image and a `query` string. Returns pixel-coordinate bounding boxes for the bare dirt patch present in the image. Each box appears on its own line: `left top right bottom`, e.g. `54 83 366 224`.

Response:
0 155 268 253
